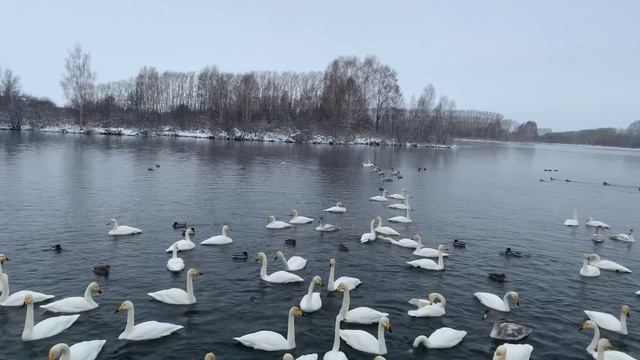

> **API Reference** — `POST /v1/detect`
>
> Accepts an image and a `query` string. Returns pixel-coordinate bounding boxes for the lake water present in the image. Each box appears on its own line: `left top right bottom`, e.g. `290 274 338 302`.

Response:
0 131 639 359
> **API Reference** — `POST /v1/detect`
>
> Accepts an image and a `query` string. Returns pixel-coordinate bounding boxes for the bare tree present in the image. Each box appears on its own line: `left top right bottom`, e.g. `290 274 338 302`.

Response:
60 44 96 128
1 68 26 129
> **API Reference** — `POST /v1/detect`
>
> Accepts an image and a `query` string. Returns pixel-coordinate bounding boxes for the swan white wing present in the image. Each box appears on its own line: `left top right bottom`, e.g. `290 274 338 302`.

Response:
120 321 183 340
69 340 107 360
388 194 405 200
408 298 430 308
27 314 80 340
408 304 445 317
40 296 96 313
388 203 409 210
375 227 399 236
369 196 387 202
296 354 318 360
581 265 601 277
300 293 322 312
610 234 635 242
333 276 361 291
360 233 376 243
167 258 184 272
109 225 142 235
234 330 289 350
266 271 304 283
345 307 389 324
324 207 346 213
564 219 579 226
591 350 637 360
148 288 192 305
290 216 314 224
501 343 533 360
427 327 466 348
584 311 622 332
593 260 631 273
413 248 449 257
474 292 507 311
267 221 292 229
340 329 379 354
287 256 307 270
393 239 418 248
323 351 348 360
200 235 233 245
407 259 438 270
165 240 195 252
2 290 55 306
387 216 411 223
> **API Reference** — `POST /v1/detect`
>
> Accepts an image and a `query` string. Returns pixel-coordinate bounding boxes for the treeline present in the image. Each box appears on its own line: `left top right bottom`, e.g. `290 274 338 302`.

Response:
540 122 640 148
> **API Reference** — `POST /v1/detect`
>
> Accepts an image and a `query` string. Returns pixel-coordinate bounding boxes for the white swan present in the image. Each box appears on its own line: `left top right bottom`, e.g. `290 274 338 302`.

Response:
328 258 361 291
483 310 532 340
584 305 630 335
0 253 6 293
48 340 106 360
41 282 101 313
324 202 347 213
290 209 314 224
200 224 233 245
0 273 55 306
340 316 391 355
107 218 142 235
167 242 185 272
586 217 610 229
316 217 340 232
388 189 407 200
595 338 636 360
581 321 636 359
412 327 467 349
234 306 303 351
493 344 533 360
387 207 412 223
381 234 418 248
360 219 377 243
338 283 388 324
300 276 323 313
407 245 448 270
204 353 216 360
323 314 348 360
408 293 445 317
588 254 631 273
362 160 375 168
611 229 635 243
165 228 196 252
564 209 579 227
412 235 449 257
257 252 303 283
116 300 183 340
267 215 292 229
283 353 318 360
388 195 410 210
276 251 308 271
473 291 519 312
22 295 80 341
581 253 601 277
369 190 388 202
374 217 399 236
148 268 203 305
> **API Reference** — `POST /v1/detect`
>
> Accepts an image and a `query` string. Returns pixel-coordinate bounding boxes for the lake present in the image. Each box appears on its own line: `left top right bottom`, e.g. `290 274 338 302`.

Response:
0 131 639 359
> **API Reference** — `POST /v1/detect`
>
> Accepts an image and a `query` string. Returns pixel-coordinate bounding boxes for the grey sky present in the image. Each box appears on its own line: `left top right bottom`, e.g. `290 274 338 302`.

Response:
1 0 638 131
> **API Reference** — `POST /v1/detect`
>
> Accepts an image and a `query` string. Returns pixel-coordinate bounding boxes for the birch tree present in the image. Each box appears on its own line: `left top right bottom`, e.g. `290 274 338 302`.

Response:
60 44 96 128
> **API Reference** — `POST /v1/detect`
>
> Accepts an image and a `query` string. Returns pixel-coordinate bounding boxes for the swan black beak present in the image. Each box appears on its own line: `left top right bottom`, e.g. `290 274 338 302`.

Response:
97 289 102 294
114 307 121 313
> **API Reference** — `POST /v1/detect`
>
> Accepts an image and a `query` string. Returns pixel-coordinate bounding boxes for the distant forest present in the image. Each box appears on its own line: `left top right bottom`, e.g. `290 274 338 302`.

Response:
1 44 639 147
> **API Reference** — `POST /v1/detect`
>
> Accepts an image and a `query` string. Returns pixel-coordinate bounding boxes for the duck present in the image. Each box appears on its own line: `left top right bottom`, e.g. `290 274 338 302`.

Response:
316 217 340 232
41 282 101 313
328 258 361 291
115 300 183 340
483 310 532 340
22 295 80 341
167 242 185 272
106 218 142 236
564 209 579 227
413 235 450 257
610 229 635 242
290 209 314 224
165 228 196 252
234 306 303 351
50 244 64 252
505 247 522 257
324 202 347 213
380 234 418 248
232 251 249 261
407 245 448 270
369 190 388 202
411 327 467 349
92 264 110 276
360 219 377 243
374 217 399 236
493 344 533 360
267 215 293 229
586 217 610 229
408 293 446 317
588 254 631 273
48 340 107 360
200 224 233 245
300 276 323 313
592 227 605 242
285 239 297 247
388 195 410 210
0 273 55 306
323 314 347 360
581 253 601 277
473 291 519 312
340 316 391 355
584 305 630 335
172 221 188 229
338 283 388 324
387 207 412 223
275 251 308 271
489 273 508 283
594 338 636 360
256 252 303 283
388 189 407 200
148 268 203 305
453 239 466 248
339 243 349 252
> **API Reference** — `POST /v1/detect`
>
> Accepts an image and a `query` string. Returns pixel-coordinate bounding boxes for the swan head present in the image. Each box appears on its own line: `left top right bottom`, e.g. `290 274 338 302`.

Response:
115 300 134 312
290 306 304 317
267 216 276 223
336 282 349 292
290 209 299 217
184 227 195 235
428 293 443 304
312 275 323 287
597 339 613 352
509 291 520 306
329 258 336 268
222 224 231 231
282 354 295 360
376 216 383 224
23 294 33 305
381 317 392 332
89 282 102 294
188 268 203 277
274 251 285 261
411 234 421 241
336 202 344 207
581 320 596 331
256 252 267 262
493 345 507 360
622 305 630 318
106 218 117 225
48 344 70 360
204 353 216 360
0 254 8 263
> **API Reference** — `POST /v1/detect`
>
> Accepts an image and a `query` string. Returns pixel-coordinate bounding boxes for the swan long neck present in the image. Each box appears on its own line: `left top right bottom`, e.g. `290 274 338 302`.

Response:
221 226 227 237
279 253 291 271
84 285 96 305
23 300 34 336
0 274 8 301
172 244 178 259
581 257 590 273
415 236 422 250
112 220 119 230
502 292 512 312
586 323 600 353
490 320 500 338
405 207 411 220
305 280 316 307
328 264 335 290
437 251 445 269
286 310 296 348
184 231 191 241
433 293 446 307
339 287 351 318
413 335 428 348
377 320 387 354
125 305 135 333
260 258 268 280
331 315 342 352
620 308 628 334
369 220 375 234
59 345 71 360
186 272 195 302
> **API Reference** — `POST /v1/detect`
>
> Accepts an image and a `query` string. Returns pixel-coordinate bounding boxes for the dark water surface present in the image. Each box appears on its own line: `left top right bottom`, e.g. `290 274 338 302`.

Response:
1 132 639 359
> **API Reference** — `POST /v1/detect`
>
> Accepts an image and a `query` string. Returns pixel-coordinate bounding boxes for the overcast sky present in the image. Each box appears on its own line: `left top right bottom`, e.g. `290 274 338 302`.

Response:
1 0 638 131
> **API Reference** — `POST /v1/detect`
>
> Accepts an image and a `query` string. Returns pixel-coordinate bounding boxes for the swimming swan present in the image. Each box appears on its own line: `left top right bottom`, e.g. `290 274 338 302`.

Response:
200 224 233 245
564 209 579 227
483 310 532 340
374 217 399 236
412 327 467 349
338 283 388 324
41 282 101 313
360 219 377 243
586 217 610 229
107 218 142 236
473 291 519 312
276 251 308 271
148 268 203 305
323 314 348 360
407 245 448 270
340 316 391 355
324 202 347 213
115 300 183 340
167 242 185 272
369 190 388 202
267 215 293 229
257 252 303 283
300 276 323 313
283 353 318 360
387 207 412 223
22 295 80 341
0 253 6 292
165 228 196 252
388 195 410 210
388 189 407 200
588 254 631 273
0 273 55 306
316 217 340 232
48 340 107 360
581 253 601 277
408 293 446 317
234 306 303 351
610 229 635 243
290 209 314 224
584 305 630 335
328 258 361 291
381 234 418 248
493 344 533 360
412 235 449 257
595 338 636 360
